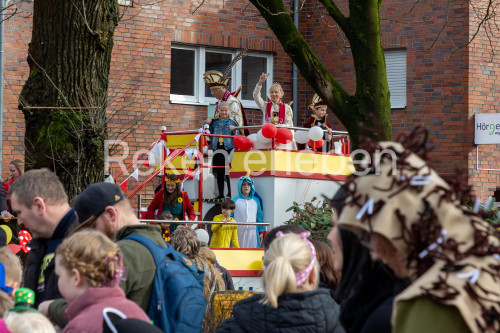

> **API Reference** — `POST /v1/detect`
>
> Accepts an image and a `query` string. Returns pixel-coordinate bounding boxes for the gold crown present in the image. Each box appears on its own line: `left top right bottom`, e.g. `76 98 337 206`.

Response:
203 70 231 88
164 177 180 184
309 93 327 110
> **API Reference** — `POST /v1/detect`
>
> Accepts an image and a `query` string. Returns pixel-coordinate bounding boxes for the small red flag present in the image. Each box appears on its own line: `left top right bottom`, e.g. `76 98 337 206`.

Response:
120 180 128 193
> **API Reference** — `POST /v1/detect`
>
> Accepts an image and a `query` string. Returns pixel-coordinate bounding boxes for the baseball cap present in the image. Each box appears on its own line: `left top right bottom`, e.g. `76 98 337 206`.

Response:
73 183 125 231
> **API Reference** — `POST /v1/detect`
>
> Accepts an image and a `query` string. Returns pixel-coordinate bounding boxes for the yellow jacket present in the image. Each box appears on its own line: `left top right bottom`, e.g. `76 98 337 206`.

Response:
210 214 239 248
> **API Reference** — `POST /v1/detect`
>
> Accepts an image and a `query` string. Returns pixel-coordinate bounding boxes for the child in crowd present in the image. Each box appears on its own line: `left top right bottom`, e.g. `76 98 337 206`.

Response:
0 247 23 317
4 311 56 333
253 73 293 126
217 232 344 332
159 211 174 242
232 176 264 248
304 94 333 152
204 102 238 200
210 199 239 248
55 229 150 332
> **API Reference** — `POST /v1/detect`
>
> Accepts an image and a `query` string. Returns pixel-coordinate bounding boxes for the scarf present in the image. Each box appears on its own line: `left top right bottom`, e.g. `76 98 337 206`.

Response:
265 100 286 124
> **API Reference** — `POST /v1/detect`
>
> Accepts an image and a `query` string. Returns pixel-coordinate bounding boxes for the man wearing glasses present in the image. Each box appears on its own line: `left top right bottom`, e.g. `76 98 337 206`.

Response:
9 169 78 307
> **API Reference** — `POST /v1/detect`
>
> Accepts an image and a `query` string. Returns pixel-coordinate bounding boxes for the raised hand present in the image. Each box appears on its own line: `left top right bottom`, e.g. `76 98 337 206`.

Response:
258 72 270 84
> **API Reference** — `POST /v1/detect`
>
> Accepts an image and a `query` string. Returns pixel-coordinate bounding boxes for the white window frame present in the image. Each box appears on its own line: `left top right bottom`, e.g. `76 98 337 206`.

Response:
385 49 407 109
118 0 133 6
170 45 273 109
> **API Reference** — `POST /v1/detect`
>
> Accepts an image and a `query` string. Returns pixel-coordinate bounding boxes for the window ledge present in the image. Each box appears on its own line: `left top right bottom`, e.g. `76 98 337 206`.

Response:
170 99 209 106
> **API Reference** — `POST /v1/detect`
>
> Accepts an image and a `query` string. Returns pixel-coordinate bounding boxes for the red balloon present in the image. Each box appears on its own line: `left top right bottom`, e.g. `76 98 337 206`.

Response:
308 139 324 149
261 123 277 139
276 128 293 144
234 136 253 150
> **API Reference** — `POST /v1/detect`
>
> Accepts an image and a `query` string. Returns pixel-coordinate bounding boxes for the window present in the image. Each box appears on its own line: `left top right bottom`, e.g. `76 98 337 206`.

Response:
118 0 132 6
385 50 407 109
170 45 273 108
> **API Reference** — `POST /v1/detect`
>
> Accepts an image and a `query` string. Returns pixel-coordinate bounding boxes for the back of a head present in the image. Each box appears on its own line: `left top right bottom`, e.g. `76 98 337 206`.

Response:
56 229 123 288
262 225 306 251
170 226 200 259
311 239 339 290
262 233 319 308
0 247 22 288
7 169 67 207
4 311 56 333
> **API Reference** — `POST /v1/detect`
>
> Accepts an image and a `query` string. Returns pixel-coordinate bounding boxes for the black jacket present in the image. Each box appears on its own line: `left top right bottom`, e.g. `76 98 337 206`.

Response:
217 288 345 333
23 208 79 306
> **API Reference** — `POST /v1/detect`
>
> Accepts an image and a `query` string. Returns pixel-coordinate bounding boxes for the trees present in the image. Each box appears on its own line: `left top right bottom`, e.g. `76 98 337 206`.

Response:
248 0 392 147
18 0 119 196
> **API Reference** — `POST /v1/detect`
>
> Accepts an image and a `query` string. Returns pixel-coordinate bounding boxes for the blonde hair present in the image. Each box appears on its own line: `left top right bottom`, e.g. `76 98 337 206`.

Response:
0 292 13 317
0 247 22 287
218 101 231 110
269 82 284 96
4 311 56 333
9 159 24 176
262 233 319 308
56 229 123 288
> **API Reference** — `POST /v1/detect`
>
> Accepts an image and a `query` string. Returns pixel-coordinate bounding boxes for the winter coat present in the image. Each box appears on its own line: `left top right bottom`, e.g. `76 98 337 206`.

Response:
63 287 150 333
217 288 345 333
24 208 78 306
146 190 195 221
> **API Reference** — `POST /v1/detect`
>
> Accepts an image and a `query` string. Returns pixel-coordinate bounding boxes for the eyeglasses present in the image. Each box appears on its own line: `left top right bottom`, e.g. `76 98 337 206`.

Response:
71 210 105 235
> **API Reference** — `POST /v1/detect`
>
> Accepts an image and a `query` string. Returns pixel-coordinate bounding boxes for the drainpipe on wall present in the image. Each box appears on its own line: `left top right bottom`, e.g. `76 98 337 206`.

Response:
0 0 6 175
292 0 299 126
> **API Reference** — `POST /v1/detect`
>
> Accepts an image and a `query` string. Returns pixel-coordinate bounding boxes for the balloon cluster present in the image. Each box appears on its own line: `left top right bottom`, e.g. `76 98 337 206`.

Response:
294 126 324 149
233 124 294 150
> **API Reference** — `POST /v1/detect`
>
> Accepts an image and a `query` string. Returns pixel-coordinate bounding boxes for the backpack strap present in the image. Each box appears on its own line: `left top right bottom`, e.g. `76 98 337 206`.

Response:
123 234 171 265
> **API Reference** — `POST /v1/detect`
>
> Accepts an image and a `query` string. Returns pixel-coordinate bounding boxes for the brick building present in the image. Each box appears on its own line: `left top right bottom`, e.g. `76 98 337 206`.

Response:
1 0 498 201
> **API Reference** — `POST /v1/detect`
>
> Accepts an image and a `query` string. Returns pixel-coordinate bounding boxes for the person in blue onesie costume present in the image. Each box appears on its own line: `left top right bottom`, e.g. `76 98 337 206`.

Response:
231 175 264 248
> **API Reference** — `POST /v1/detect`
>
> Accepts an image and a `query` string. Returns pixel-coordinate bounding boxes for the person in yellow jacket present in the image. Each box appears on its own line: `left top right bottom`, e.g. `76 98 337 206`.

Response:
210 199 239 248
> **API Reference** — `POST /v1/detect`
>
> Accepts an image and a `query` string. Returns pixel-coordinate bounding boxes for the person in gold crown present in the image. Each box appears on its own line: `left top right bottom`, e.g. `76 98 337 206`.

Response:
253 73 293 127
203 70 246 129
146 174 195 234
304 94 333 152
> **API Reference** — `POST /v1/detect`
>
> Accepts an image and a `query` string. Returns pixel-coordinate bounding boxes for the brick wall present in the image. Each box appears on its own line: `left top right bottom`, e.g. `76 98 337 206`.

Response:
1 0 498 200
467 1 500 200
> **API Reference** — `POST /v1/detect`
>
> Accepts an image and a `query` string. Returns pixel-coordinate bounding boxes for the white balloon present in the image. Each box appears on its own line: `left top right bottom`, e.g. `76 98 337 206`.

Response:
294 130 310 144
253 140 272 150
309 126 324 141
247 133 258 142
257 130 272 144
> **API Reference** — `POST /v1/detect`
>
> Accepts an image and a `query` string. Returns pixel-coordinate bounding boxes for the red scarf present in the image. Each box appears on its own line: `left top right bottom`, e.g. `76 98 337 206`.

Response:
265 100 285 124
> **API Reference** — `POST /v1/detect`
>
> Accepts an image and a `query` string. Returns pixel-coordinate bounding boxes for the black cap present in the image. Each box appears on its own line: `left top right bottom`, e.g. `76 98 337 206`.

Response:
102 307 162 333
74 183 125 228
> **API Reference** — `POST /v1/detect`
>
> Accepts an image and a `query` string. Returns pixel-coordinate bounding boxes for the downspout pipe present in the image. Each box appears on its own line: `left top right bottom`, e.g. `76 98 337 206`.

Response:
0 0 6 174
292 0 298 126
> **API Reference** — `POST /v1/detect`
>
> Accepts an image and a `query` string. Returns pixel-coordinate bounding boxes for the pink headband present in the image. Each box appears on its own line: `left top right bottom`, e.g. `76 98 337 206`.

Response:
274 231 316 287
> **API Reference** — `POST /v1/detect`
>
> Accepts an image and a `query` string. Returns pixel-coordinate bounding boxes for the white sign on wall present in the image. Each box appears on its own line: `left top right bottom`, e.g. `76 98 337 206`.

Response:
475 113 500 144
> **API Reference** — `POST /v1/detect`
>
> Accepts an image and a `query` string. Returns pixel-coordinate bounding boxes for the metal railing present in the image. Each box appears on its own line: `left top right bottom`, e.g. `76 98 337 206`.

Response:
140 219 270 227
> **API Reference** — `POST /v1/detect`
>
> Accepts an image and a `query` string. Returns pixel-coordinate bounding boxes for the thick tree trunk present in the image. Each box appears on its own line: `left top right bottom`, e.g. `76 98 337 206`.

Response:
19 0 119 197
248 0 392 147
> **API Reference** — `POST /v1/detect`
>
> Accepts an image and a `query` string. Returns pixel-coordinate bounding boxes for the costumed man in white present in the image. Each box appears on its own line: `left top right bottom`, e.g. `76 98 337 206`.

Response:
203 70 245 128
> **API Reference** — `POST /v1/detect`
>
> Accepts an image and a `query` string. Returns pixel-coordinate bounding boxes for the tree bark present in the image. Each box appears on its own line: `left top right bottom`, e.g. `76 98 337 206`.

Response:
19 0 119 197
248 0 392 147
